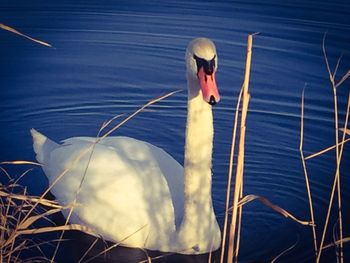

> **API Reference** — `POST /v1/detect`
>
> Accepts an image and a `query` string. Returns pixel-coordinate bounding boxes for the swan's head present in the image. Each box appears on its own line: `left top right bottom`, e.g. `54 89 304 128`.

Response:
186 38 220 105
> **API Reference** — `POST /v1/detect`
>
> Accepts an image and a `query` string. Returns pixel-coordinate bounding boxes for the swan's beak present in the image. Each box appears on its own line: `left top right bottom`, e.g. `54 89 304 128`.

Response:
197 67 220 105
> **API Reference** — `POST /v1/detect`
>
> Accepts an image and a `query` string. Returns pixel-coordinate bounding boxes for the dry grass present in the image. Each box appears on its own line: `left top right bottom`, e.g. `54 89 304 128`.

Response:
313 34 350 263
220 34 313 263
220 33 349 263
0 175 61 262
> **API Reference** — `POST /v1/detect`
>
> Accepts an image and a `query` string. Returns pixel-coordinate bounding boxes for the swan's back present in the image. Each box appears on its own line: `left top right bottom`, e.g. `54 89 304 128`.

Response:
31 129 184 250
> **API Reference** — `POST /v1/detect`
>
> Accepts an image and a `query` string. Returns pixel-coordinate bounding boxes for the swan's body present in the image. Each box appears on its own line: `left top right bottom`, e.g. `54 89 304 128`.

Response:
31 38 221 254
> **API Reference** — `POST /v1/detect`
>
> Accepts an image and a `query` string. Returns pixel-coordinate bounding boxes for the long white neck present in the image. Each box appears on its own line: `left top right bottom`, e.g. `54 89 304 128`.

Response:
183 78 214 210
177 76 219 253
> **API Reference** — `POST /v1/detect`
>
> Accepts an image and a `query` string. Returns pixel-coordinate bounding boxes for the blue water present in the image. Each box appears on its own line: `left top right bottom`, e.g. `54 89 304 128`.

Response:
1 0 350 262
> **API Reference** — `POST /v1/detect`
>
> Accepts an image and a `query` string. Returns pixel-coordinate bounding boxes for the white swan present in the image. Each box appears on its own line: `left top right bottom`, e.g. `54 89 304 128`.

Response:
31 38 221 254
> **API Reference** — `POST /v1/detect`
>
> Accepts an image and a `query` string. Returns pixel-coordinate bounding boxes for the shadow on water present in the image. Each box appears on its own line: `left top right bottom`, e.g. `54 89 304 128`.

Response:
46 205 218 263
57 231 221 263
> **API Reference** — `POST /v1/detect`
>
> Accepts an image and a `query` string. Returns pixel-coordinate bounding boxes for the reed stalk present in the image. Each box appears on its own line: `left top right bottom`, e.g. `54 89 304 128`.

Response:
0 23 52 47
270 237 299 263
305 138 350 160
299 88 318 257
316 34 350 263
226 33 253 263
237 194 312 225
234 183 243 261
220 88 242 263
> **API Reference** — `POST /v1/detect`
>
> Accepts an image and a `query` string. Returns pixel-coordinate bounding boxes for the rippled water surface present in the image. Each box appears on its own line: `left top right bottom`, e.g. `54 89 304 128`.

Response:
1 0 350 262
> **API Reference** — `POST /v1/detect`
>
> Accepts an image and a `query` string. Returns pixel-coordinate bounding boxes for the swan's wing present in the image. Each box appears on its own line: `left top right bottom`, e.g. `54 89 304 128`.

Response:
43 136 183 249
60 136 185 227
100 136 185 228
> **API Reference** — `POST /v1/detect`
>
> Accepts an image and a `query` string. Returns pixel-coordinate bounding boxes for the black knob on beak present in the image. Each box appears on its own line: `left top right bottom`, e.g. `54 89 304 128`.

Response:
209 95 217 105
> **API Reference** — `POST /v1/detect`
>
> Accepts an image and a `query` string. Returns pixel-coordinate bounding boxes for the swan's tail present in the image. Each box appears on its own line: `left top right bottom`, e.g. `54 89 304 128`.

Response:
30 129 59 165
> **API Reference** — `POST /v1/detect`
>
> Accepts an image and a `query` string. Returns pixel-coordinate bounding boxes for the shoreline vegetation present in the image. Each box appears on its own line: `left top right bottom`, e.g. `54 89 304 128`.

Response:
1 25 349 262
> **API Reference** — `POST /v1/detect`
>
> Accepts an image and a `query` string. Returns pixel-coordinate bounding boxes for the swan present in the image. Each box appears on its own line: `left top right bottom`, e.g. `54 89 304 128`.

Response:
31 38 221 254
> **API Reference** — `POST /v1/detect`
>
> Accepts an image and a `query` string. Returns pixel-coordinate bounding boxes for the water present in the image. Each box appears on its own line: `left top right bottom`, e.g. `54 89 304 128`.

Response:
1 0 350 262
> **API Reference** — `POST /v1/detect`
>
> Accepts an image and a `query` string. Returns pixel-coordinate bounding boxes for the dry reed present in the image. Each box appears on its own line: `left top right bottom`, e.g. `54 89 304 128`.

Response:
315 34 350 263
0 177 60 262
219 33 350 263
305 138 350 160
224 33 253 263
221 33 315 263
270 236 299 263
237 194 313 226
299 87 318 256
0 23 52 47
220 87 243 263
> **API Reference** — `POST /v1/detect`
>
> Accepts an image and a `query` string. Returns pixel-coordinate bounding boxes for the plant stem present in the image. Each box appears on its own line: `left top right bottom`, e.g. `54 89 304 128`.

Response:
227 34 253 263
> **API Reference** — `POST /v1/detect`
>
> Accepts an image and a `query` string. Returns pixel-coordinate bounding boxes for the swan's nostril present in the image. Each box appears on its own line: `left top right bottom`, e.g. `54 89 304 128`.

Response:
209 96 216 105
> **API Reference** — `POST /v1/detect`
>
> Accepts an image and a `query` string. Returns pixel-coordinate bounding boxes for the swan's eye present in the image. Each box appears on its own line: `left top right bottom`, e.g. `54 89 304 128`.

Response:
193 54 216 75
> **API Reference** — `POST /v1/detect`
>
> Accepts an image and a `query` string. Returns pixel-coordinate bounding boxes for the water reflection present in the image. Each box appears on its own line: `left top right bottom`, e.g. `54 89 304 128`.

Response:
59 232 220 263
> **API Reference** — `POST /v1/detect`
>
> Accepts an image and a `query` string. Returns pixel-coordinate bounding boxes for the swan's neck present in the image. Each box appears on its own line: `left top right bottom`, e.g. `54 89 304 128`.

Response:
183 86 213 212
177 77 218 252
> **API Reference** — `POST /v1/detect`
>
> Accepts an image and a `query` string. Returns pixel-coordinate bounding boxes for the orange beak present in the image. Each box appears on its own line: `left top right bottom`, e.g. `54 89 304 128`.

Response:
197 67 220 105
